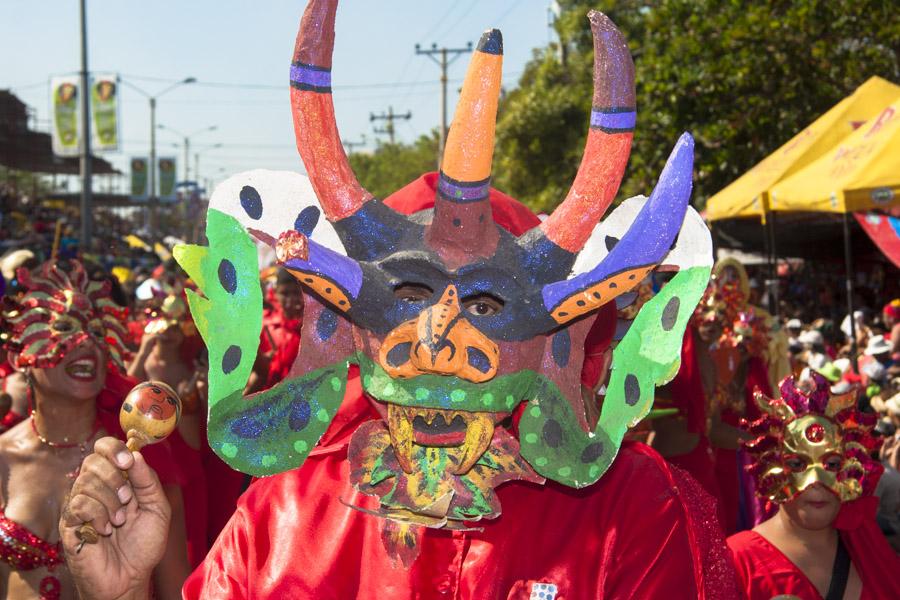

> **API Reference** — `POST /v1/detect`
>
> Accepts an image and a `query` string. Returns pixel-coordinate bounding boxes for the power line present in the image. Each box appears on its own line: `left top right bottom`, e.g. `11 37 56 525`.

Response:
441 0 480 42
120 73 455 92
8 80 47 92
491 0 521 26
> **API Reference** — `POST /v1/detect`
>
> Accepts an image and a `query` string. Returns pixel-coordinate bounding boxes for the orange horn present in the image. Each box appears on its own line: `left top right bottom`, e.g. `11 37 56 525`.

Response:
425 29 504 269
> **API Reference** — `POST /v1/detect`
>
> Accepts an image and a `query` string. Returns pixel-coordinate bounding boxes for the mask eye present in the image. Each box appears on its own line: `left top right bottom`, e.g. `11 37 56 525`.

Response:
823 453 844 472
462 293 504 317
394 283 433 303
784 454 808 472
87 320 106 338
50 316 78 334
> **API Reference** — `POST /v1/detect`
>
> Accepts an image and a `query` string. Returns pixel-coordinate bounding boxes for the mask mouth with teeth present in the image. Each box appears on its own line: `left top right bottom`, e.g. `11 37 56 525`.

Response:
174 0 714 566
2 261 129 372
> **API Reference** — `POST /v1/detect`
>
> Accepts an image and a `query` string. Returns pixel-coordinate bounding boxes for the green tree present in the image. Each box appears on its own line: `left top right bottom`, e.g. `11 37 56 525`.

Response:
494 0 900 212
349 131 440 199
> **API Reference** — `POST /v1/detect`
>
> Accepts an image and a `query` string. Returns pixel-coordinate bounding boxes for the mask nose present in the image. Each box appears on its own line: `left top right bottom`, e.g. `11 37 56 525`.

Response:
414 285 462 368
379 285 499 383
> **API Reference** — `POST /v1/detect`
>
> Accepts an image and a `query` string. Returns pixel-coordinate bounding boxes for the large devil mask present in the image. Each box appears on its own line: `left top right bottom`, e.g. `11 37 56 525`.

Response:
175 0 712 563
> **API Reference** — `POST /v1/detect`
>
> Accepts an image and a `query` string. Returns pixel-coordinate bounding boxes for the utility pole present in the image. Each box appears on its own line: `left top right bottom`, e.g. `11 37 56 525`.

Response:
370 107 411 145
342 134 367 154
158 124 217 183
78 0 93 249
415 42 472 165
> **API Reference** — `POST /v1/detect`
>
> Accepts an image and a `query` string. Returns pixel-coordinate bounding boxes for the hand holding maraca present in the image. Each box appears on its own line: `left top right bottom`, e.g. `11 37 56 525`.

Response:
59 382 181 600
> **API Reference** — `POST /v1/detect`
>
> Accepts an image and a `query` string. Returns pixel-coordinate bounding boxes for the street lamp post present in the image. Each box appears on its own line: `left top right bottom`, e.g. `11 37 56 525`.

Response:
158 127 217 242
158 124 217 184
194 143 223 187
121 76 196 239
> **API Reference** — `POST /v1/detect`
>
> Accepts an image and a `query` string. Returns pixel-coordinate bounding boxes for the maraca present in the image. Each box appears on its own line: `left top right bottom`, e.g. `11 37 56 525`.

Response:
75 381 182 551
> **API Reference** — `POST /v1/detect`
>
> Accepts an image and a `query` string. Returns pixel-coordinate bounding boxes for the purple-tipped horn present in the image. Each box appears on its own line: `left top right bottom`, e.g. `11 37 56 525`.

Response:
541 133 694 325
275 230 362 314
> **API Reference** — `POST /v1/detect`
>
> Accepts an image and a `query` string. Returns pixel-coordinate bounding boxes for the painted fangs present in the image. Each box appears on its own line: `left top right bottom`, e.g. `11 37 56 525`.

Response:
386 404 495 476
387 404 415 474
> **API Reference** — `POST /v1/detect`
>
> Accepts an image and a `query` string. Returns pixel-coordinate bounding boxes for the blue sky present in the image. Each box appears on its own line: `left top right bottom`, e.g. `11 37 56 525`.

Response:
2 0 555 190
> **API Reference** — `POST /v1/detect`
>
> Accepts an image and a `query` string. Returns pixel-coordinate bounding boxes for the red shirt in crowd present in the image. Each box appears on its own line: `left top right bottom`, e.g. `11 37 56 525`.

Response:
727 498 900 600
728 520 900 600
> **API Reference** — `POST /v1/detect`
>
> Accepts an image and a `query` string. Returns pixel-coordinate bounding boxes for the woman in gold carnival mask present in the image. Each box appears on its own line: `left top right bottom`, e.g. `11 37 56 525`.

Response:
58 1 743 598
0 261 190 599
728 372 900 599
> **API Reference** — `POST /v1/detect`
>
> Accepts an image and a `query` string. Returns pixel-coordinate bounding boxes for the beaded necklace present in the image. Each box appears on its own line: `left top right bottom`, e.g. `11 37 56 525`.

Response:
30 413 103 479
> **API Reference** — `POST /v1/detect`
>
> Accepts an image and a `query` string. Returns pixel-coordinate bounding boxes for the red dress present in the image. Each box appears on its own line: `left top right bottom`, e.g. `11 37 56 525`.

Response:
728 499 900 600
183 369 739 599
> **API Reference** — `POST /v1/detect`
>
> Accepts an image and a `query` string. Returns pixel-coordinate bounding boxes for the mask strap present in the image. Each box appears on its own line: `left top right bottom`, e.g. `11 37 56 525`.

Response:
824 534 851 600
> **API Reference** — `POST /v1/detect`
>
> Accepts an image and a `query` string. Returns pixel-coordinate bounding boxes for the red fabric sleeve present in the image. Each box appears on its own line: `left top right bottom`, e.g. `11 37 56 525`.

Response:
182 488 251 599
668 463 740 599
727 530 818 600
257 328 271 356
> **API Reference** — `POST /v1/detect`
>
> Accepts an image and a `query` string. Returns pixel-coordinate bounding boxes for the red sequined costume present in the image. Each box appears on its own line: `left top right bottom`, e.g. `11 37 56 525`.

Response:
0 508 64 600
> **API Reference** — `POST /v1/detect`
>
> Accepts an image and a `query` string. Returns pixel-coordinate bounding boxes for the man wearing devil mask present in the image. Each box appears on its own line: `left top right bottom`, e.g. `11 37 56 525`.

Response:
60 2 739 598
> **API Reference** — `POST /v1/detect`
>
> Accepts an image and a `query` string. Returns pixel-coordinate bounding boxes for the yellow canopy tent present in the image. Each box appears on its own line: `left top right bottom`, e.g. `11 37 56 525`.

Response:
753 100 899 367
769 101 900 213
706 76 900 221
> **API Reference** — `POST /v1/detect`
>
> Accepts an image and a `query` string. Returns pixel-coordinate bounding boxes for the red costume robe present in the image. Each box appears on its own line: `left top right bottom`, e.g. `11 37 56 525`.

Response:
183 370 739 599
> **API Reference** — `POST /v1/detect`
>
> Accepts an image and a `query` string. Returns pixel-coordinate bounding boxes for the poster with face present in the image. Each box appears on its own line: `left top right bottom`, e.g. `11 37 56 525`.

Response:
91 74 119 151
158 158 177 201
131 158 149 199
51 77 80 157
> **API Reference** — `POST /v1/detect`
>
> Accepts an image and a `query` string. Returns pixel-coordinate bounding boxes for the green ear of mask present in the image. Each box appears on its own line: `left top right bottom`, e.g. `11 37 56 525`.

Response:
208 362 351 476
173 209 355 476
519 266 711 487
174 209 262 406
